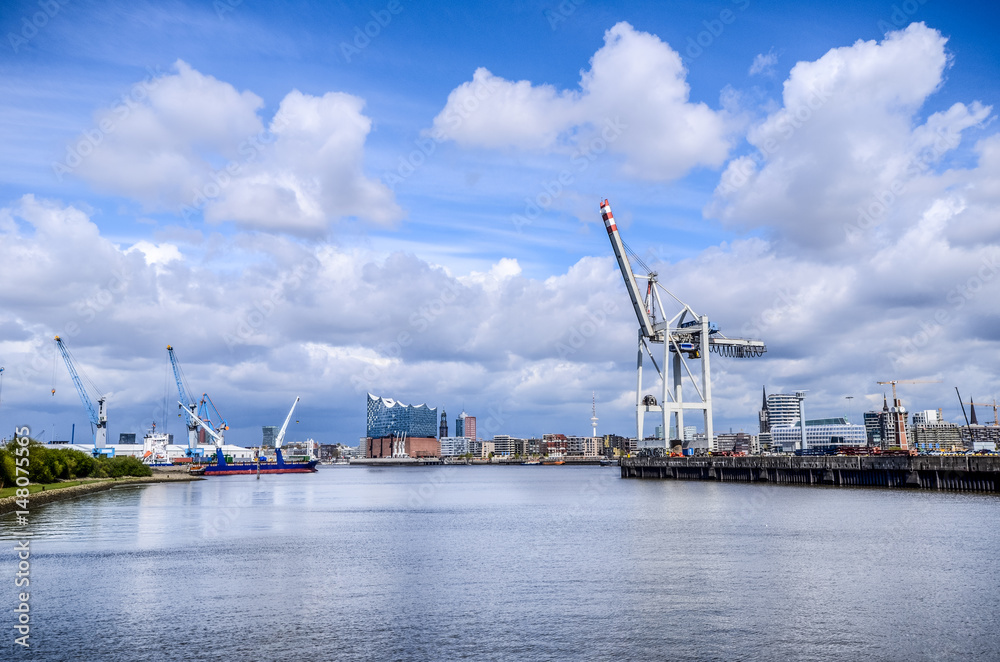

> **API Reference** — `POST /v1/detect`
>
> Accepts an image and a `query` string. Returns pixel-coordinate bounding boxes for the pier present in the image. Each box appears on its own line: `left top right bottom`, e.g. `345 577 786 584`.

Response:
620 455 1000 493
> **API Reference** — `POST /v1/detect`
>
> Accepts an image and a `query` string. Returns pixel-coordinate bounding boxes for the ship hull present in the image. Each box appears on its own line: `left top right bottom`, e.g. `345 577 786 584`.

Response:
190 449 318 476
200 463 318 475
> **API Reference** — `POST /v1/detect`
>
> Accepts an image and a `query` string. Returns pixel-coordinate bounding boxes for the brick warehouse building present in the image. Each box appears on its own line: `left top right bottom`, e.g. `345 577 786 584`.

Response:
367 436 440 458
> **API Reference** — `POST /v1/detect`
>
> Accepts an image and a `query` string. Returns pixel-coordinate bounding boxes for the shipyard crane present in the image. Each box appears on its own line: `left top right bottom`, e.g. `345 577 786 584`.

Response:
167 346 201 456
196 392 229 439
600 199 766 449
54 336 108 453
184 402 224 446
183 402 227 467
273 396 300 464
876 379 942 450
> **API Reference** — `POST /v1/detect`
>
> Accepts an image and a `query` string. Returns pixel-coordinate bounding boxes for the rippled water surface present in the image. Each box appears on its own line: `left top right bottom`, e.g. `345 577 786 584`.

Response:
2 466 999 661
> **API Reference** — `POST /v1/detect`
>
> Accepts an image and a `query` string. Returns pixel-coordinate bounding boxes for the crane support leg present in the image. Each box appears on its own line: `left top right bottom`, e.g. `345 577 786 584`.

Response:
636 332 644 444
701 315 713 452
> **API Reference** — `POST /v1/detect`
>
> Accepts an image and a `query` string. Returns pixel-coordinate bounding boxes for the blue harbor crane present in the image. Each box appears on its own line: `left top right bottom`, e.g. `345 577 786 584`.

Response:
167 345 203 457
54 335 109 455
197 392 228 439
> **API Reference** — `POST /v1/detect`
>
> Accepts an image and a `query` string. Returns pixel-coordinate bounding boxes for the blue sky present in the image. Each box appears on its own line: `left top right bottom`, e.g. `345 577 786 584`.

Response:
2 0 1000 445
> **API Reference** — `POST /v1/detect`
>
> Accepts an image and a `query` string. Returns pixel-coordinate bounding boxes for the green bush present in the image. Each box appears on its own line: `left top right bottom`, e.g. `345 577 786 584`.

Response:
0 450 14 489
98 455 152 478
0 441 150 485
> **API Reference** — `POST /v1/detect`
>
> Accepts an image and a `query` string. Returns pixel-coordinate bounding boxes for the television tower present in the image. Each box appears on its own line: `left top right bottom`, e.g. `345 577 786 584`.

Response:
591 392 599 438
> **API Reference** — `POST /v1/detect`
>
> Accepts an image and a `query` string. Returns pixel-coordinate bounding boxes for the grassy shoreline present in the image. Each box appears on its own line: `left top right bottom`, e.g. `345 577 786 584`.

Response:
0 470 201 516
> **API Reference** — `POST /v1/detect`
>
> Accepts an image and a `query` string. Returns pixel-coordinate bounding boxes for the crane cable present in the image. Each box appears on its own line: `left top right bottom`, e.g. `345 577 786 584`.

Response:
710 344 766 358
621 240 654 275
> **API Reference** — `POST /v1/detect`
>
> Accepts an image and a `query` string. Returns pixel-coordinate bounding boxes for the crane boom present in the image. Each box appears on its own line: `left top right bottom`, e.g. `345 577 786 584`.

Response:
601 199 655 338
167 346 199 452
968 401 999 426
274 397 300 450
183 402 224 447
54 335 107 448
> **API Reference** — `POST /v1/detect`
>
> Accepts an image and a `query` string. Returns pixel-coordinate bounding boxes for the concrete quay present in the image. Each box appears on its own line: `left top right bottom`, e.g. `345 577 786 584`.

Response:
621 455 1000 493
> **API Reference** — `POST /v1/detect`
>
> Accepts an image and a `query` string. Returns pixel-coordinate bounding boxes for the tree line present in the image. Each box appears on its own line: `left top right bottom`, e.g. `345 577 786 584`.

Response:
0 440 151 488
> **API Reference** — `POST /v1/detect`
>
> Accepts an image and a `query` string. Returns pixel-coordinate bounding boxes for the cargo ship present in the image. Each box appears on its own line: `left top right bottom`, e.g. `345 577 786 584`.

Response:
185 396 317 476
190 447 318 476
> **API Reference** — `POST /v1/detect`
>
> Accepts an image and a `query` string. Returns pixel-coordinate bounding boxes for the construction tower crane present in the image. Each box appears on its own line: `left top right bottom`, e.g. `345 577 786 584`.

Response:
966 399 999 426
54 335 108 452
600 199 767 449
876 379 942 450
167 346 201 456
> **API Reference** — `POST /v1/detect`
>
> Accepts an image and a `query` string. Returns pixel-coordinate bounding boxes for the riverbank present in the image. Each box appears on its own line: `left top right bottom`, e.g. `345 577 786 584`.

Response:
0 467 201 515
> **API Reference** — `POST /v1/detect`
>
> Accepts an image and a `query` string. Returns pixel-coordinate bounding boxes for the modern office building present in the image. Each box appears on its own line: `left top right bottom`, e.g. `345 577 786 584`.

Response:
262 425 277 448
713 432 754 454
770 418 867 452
366 393 438 438
439 436 469 457
464 415 477 440
863 411 884 446
455 413 464 438
765 393 802 428
911 410 941 426
468 439 494 458
493 435 530 456
493 434 515 456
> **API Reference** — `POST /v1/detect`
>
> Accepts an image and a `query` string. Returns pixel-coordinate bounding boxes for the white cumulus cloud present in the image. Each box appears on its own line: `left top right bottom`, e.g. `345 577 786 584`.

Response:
431 21 733 181
66 60 401 234
707 23 992 252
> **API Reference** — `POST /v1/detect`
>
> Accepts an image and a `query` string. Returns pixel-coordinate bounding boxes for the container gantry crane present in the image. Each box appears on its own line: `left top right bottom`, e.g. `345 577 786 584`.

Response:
600 199 766 450
54 335 108 453
875 379 942 450
167 346 201 456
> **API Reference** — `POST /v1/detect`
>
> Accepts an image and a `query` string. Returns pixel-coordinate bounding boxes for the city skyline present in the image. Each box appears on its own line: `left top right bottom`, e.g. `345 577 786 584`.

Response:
2 1 1000 445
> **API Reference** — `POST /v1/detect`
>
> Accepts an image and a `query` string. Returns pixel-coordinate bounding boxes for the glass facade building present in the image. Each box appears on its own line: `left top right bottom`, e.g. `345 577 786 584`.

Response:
770 417 867 452
366 393 438 438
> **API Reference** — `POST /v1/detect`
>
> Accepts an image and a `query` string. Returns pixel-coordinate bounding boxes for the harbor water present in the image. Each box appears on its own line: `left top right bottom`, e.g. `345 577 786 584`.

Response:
3 465 999 661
